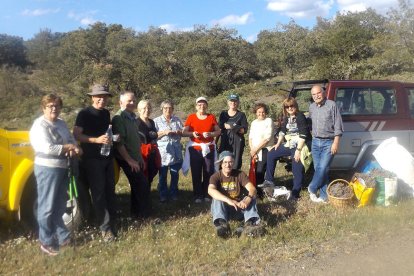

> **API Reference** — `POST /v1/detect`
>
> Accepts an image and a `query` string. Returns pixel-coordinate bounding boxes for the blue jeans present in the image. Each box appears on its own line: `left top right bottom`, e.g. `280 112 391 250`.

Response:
158 162 182 200
308 138 334 200
211 198 260 223
265 145 304 198
34 165 70 246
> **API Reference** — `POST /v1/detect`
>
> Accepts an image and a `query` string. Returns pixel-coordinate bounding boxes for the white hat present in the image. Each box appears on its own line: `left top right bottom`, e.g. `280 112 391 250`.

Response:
195 96 207 104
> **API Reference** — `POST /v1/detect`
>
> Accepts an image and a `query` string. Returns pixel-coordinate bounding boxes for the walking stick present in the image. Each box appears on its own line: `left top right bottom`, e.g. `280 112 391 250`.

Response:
68 157 78 250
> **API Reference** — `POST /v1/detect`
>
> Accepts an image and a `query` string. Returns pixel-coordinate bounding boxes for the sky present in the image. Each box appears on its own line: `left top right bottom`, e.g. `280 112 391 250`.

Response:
0 0 401 42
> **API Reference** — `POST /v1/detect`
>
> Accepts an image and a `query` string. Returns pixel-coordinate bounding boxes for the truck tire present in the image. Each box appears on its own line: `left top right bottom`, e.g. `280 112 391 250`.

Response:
20 175 85 232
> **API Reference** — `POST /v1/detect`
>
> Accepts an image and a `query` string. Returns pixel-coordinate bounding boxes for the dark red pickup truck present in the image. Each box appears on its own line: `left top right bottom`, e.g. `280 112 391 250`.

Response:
289 79 414 170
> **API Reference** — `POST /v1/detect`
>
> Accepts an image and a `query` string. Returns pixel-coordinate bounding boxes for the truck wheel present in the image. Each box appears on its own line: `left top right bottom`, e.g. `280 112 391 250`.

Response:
20 175 85 232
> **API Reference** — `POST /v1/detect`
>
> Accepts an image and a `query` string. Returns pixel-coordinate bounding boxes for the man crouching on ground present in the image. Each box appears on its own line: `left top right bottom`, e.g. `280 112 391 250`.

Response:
208 151 263 238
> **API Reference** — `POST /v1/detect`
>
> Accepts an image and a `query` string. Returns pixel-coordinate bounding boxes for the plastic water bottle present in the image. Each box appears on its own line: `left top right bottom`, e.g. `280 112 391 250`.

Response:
100 125 113 156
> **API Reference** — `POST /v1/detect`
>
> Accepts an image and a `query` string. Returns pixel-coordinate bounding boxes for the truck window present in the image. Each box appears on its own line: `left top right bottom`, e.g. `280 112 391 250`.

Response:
408 88 414 118
293 88 313 112
335 87 397 115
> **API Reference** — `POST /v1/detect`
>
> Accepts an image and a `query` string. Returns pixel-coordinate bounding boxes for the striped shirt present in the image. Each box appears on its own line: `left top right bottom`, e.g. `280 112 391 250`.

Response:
30 116 75 168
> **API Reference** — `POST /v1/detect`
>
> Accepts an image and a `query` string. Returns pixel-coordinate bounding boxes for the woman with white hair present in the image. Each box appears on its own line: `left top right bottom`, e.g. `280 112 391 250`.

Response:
137 100 160 187
154 100 184 202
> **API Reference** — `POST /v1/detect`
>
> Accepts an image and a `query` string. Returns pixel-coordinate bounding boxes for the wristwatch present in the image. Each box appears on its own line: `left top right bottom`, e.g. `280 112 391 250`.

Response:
296 147 302 151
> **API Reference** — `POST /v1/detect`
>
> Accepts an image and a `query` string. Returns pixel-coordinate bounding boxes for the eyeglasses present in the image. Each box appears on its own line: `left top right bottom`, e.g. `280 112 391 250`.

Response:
45 104 61 109
284 105 295 109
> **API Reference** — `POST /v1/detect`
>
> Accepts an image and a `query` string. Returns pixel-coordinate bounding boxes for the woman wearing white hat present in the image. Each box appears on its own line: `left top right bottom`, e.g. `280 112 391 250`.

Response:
182 97 221 203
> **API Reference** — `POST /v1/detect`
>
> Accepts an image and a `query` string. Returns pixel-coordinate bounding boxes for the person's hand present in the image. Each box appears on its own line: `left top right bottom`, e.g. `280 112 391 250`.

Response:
272 143 280 151
294 149 301 162
193 131 201 139
236 199 248 210
226 199 239 211
95 134 110 145
202 132 212 138
250 147 257 157
127 159 141 172
224 123 231 130
331 142 339 155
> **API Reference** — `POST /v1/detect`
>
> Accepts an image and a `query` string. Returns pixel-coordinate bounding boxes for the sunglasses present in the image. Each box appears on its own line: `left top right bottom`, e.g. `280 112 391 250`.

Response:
284 105 295 109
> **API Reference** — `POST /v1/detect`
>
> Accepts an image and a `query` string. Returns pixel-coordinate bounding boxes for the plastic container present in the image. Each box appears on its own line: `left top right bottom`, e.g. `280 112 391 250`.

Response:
100 125 113 156
375 177 385 206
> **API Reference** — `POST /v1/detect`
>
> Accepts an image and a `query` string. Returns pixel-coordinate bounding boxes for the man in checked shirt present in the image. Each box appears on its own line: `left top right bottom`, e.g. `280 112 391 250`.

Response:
308 85 344 203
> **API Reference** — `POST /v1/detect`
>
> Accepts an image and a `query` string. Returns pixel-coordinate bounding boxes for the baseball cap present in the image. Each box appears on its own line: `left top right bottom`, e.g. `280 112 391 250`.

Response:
227 94 239 101
196 96 208 104
215 151 234 164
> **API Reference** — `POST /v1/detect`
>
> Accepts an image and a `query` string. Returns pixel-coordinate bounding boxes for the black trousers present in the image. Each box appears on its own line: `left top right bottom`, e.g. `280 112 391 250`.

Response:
188 147 215 199
80 158 116 232
117 158 152 218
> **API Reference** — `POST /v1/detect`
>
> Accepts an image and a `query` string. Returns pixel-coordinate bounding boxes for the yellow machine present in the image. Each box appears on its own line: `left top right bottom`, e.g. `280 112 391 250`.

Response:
0 127 120 230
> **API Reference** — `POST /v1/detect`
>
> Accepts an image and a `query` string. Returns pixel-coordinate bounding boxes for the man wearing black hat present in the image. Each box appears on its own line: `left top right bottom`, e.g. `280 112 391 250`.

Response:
208 151 263 238
73 84 117 242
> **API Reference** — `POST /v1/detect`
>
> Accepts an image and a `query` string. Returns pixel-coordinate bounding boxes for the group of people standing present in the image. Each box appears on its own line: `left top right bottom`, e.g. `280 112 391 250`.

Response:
29 84 343 254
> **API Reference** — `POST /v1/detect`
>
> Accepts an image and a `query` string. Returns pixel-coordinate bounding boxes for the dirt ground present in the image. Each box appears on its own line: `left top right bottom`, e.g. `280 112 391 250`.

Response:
265 226 414 275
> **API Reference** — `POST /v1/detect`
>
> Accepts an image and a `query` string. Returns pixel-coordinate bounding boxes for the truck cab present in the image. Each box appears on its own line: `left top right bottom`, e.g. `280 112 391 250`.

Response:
289 80 414 171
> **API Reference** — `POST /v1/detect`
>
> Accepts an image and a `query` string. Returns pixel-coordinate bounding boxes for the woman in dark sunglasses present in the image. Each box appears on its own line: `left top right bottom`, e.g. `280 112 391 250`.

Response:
258 97 311 200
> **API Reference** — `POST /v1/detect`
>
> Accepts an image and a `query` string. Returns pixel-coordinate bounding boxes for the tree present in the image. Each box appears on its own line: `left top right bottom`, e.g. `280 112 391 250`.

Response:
0 34 28 67
309 9 386 79
25 29 63 69
255 21 311 79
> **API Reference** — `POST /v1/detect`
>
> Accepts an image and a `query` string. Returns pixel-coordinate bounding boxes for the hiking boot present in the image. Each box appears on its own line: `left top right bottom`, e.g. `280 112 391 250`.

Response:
242 219 265 237
234 221 245 237
258 180 275 188
214 219 230 238
40 244 59 256
102 230 116 242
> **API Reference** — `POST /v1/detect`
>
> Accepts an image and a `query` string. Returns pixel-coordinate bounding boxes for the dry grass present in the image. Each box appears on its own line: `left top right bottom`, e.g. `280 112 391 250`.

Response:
1 169 414 275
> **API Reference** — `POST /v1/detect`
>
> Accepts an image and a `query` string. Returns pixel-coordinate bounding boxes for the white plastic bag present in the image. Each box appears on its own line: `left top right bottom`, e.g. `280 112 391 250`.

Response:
373 137 414 191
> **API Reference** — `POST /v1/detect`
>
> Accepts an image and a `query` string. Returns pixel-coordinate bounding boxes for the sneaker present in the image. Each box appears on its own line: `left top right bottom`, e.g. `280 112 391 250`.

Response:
214 219 230 238
320 197 329 204
308 187 324 203
258 180 275 188
204 197 211 203
40 244 59 256
194 198 203 204
102 230 116 242
160 197 167 203
242 219 265 237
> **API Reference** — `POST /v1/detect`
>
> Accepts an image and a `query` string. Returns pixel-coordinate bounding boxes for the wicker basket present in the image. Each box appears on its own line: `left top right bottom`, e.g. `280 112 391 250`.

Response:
327 179 355 209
